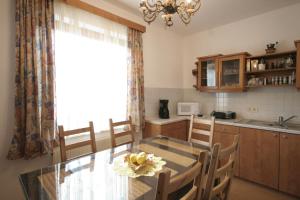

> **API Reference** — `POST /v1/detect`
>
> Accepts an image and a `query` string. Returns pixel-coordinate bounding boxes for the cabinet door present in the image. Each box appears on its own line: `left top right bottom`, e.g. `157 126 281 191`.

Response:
279 133 300 197
161 121 188 141
296 41 300 89
239 128 279 189
219 55 245 91
198 58 219 91
144 122 161 138
213 130 240 176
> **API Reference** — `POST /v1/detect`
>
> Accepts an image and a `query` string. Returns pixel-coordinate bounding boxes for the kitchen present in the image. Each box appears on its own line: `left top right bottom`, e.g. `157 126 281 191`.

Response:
1 0 300 200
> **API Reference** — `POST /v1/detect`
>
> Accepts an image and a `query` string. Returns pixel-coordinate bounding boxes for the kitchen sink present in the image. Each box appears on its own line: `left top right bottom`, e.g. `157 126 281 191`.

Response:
243 120 281 128
236 119 300 131
284 123 300 131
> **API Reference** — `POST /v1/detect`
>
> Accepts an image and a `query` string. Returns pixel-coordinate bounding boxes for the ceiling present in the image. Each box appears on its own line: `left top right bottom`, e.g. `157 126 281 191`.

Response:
103 0 300 35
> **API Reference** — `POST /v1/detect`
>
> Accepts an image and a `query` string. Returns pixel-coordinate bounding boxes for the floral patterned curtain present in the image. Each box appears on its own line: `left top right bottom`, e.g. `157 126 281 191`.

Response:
127 28 145 133
7 0 56 160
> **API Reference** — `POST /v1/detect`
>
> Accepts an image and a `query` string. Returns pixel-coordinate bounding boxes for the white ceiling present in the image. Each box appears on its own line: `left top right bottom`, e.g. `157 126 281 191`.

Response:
103 0 300 35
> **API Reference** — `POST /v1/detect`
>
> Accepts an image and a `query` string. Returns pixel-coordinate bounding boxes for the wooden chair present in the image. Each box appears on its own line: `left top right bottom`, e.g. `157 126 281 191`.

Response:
188 115 215 149
109 116 135 148
203 135 240 200
156 151 209 200
58 121 97 162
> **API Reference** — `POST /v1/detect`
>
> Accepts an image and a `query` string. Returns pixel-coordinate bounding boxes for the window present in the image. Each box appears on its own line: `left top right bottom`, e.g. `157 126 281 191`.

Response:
54 2 128 133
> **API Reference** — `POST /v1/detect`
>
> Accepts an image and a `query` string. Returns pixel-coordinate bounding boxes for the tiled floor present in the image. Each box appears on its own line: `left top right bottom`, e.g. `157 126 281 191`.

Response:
230 178 298 200
0 156 298 200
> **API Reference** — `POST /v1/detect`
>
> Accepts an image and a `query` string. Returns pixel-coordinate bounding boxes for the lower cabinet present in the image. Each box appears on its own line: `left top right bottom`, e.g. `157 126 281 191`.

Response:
161 120 188 141
213 124 240 176
239 128 279 189
144 120 300 197
279 133 300 197
144 120 188 141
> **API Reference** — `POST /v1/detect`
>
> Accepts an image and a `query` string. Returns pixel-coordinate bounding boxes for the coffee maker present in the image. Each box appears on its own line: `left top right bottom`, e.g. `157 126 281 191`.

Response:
159 99 169 119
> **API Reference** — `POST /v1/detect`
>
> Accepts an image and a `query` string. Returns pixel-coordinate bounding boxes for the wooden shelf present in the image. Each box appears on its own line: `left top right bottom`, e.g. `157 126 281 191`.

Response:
192 69 198 76
223 73 239 76
245 68 295 75
246 84 295 88
247 50 297 60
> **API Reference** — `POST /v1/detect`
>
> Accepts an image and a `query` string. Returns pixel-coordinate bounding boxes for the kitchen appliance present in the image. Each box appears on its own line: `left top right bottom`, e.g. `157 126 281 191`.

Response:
211 111 236 119
159 99 169 119
177 102 200 116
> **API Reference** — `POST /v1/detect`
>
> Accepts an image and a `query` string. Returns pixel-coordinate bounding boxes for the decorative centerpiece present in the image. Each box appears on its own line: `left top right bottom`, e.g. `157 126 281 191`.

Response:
113 152 166 178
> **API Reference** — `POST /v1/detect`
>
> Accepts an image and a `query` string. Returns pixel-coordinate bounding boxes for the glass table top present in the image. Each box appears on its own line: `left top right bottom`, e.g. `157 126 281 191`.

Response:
19 136 208 200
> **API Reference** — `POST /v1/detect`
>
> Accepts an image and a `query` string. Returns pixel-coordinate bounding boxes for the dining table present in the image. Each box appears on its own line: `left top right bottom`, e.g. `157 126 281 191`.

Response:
19 135 209 200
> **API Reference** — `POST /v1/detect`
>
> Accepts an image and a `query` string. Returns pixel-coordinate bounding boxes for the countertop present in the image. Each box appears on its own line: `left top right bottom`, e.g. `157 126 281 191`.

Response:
146 116 300 135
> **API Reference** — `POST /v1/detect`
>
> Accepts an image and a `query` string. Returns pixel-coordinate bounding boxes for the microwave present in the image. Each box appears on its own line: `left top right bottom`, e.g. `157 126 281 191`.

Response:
177 102 200 116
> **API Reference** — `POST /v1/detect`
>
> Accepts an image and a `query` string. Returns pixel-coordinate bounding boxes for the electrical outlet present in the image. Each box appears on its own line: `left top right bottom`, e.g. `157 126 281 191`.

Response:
252 107 259 113
248 107 259 113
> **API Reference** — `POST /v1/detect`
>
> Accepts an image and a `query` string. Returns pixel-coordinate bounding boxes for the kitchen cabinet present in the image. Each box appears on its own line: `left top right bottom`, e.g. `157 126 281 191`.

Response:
144 120 189 141
219 52 249 92
213 124 240 176
196 54 222 92
161 120 189 141
193 52 249 92
239 128 279 189
279 133 300 197
295 40 300 89
145 118 300 197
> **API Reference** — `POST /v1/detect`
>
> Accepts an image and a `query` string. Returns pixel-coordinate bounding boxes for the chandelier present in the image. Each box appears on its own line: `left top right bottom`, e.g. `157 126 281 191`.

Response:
140 0 202 26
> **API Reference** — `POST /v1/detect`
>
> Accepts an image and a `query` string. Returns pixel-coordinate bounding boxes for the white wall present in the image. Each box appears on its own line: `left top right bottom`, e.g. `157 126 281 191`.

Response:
0 0 15 161
183 3 300 88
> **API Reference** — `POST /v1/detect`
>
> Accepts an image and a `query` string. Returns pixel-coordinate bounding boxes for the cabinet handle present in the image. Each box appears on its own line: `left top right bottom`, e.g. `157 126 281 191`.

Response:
282 135 288 139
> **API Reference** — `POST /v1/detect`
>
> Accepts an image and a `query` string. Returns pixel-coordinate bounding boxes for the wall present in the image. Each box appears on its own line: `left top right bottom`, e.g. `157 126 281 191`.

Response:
0 0 15 161
182 3 300 123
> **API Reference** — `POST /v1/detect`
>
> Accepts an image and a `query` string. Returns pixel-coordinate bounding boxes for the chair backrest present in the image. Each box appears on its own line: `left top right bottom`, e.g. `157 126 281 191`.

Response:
109 116 135 148
203 135 239 200
156 151 208 200
188 115 215 148
58 121 97 162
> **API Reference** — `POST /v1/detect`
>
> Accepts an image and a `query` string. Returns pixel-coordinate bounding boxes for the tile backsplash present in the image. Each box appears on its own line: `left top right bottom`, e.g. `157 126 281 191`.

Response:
145 87 300 123
145 87 183 117
183 87 300 123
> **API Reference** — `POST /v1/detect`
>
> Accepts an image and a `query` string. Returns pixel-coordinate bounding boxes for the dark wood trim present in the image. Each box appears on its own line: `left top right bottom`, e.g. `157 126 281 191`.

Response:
295 40 300 89
197 54 223 60
64 0 146 33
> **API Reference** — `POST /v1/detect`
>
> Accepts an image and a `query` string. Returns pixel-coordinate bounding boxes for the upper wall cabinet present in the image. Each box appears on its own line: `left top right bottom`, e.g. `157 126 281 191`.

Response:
194 52 249 92
295 40 300 89
196 54 222 92
193 39 300 92
219 52 250 92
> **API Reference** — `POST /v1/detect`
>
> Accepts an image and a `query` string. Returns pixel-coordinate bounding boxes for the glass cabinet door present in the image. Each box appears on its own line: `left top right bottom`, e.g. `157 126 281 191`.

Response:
220 58 241 88
198 59 218 88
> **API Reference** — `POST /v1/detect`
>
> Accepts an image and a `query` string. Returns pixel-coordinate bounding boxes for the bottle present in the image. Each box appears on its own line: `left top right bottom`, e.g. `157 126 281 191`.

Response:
292 72 295 84
279 77 282 85
274 76 278 85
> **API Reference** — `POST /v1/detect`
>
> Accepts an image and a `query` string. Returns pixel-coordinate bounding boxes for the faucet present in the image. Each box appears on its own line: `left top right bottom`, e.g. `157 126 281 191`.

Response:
278 115 297 127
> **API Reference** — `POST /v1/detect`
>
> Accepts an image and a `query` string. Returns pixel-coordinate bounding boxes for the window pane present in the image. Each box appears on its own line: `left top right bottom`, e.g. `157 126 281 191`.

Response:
55 30 128 132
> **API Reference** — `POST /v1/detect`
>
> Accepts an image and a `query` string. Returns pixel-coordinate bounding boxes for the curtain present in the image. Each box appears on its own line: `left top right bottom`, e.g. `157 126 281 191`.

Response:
54 1 128 132
127 29 145 133
7 0 56 160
